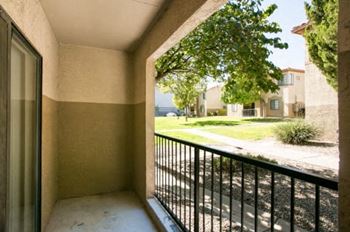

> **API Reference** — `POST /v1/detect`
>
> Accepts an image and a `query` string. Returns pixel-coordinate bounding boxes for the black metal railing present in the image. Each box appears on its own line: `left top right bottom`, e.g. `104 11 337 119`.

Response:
154 133 338 232
242 109 257 117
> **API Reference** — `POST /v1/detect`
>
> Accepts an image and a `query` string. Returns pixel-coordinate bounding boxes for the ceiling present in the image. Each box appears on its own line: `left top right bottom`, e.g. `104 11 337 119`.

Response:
40 0 166 51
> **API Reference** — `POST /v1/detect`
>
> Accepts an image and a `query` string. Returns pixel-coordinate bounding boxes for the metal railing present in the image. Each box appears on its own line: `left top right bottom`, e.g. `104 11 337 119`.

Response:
154 133 338 232
242 109 257 117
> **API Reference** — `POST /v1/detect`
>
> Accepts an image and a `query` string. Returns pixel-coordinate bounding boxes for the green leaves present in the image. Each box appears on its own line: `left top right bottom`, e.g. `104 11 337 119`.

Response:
156 0 287 105
157 73 206 111
305 0 338 90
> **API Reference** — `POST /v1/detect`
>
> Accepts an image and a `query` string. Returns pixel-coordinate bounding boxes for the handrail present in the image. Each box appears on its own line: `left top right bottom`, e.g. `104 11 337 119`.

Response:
155 132 338 190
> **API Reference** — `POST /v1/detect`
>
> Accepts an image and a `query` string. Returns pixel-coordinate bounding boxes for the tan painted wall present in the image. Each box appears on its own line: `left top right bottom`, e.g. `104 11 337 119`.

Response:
41 96 58 230
266 97 284 117
57 44 134 199
132 0 226 200
227 104 245 117
58 44 133 104
0 0 59 230
304 47 338 141
228 70 304 118
338 1 350 230
57 102 133 199
263 70 305 118
206 85 225 110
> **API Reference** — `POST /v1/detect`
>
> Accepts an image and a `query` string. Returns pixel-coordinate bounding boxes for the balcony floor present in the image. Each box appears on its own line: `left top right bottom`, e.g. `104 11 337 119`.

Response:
45 191 158 232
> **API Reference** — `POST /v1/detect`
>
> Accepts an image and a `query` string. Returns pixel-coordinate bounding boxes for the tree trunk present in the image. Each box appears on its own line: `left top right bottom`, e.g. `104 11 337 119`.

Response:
185 106 189 121
196 97 201 117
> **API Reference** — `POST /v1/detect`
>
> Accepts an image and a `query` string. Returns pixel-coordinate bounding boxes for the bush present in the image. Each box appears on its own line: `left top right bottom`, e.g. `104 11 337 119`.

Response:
217 109 227 116
213 154 278 174
273 120 320 144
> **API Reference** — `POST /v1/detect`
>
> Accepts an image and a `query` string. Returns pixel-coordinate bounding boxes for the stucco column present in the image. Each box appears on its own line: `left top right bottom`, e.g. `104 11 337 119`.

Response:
338 0 350 230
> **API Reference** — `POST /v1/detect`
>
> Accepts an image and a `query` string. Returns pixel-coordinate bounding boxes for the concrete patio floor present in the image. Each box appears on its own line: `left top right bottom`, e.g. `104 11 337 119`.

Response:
45 191 158 232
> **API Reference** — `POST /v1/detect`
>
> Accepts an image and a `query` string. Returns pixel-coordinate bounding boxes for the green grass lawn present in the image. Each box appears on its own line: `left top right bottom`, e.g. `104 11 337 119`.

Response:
155 116 289 143
155 116 249 131
203 124 277 140
158 131 223 145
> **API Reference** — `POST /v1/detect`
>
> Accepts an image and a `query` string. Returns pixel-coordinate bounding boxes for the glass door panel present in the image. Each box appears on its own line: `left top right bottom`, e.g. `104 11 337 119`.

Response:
8 34 39 232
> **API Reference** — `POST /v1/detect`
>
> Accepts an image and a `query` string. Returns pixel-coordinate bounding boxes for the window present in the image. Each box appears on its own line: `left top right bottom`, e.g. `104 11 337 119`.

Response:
278 73 294 86
1 9 42 231
231 104 238 112
270 99 280 110
200 105 204 113
202 92 206 100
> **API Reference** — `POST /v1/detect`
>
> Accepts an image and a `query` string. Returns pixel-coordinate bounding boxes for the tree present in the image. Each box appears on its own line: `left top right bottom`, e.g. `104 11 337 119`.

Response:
157 73 206 121
305 0 338 89
155 0 287 105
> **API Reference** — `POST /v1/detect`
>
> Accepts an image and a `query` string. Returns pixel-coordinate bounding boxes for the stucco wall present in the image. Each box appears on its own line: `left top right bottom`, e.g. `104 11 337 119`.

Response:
338 1 350 230
305 48 338 142
0 0 59 230
57 44 134 199
58 44 133 104
132 0 226 200
206 85 225 110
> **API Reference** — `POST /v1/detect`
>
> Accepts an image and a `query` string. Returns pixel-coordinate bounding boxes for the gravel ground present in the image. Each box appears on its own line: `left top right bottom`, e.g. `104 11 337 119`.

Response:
156 152 338 232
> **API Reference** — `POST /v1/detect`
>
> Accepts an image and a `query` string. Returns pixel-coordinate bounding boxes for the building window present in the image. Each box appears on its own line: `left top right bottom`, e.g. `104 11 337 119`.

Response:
231 104 238 112
270 99 280 110
278 73 294 86
202 92 206 100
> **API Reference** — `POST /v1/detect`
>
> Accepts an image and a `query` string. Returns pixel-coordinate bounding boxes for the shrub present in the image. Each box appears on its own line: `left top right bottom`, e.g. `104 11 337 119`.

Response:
217 109 227 116
213 154 278 174
273 120 320 144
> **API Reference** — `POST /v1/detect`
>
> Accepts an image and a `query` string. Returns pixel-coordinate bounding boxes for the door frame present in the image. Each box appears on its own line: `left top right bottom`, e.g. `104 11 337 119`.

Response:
0 5 42 232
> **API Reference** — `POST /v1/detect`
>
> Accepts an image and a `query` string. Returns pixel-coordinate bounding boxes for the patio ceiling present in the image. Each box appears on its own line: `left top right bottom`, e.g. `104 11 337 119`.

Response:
39 0 166 51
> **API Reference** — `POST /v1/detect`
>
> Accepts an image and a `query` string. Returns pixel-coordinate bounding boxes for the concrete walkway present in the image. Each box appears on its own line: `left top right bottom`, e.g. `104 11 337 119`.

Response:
181 128 339 171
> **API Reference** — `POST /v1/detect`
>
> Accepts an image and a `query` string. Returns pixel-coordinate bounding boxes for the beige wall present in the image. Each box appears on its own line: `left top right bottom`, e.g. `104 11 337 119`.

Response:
58 44 133 104
57 44 134 199
132 0 226 200
227 104 243 117
206 85 225 110
263 70 305 118
228 70 304 118
338 1 350 230
304 48 338 141
0 0 59 230
57 102 133 199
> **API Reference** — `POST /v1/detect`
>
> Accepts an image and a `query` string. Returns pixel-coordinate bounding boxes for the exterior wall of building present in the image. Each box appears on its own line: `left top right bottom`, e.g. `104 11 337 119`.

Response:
132 0 226 201
228 70 304 118
227 104 243 117
265 96 284 117
154 87 178 116
197 92 207 117
304 49 338 142
206 85 225 113
263 70 305 118
339 1 350 229
0 0 59 229
57 44 134 199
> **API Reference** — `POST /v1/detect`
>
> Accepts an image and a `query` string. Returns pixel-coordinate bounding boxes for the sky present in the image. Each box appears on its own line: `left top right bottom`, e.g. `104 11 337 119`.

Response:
262 0 310 70
207 0 310 88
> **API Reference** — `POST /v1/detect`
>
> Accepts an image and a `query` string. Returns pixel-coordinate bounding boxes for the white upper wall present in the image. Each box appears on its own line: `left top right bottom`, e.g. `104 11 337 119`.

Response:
155 87 176 108
39 0 165 50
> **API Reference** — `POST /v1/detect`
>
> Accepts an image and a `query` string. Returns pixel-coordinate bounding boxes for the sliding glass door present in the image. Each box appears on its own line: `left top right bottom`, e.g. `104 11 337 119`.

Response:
8 32 40 232
0 7 42 232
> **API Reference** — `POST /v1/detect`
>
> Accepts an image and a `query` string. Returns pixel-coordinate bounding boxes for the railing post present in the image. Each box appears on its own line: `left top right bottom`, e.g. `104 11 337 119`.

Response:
194 147 200 232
